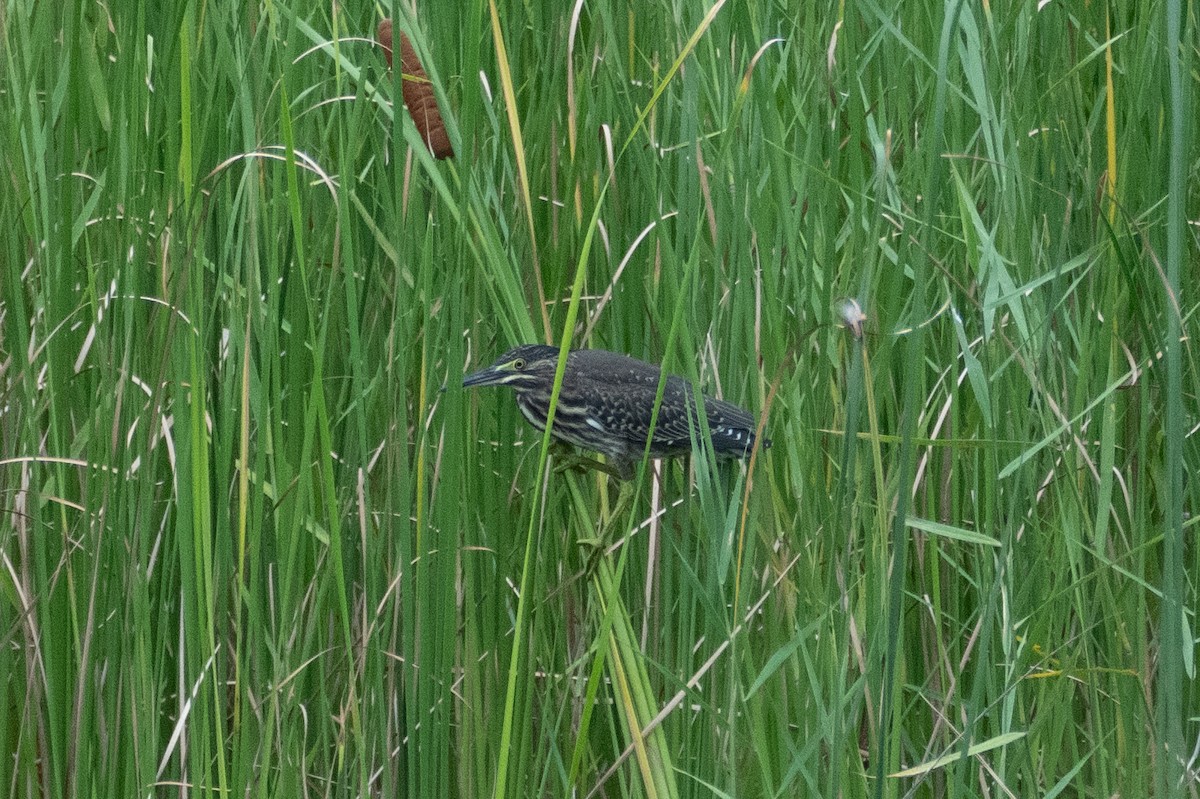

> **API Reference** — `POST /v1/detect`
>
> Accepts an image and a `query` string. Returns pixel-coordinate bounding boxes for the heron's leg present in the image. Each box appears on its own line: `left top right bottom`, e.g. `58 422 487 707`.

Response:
552 451 629 481
575 477 635 574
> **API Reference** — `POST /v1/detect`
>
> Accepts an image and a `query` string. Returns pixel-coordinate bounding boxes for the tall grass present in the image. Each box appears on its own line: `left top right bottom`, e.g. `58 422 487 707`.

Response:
1 1 1196 797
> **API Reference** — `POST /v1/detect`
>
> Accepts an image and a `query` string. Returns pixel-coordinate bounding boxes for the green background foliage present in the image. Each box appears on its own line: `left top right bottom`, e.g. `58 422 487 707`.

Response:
1 1 1196 797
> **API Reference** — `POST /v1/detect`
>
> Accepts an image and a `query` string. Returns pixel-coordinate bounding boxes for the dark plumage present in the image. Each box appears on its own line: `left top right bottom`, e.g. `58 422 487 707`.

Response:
463 345 770 476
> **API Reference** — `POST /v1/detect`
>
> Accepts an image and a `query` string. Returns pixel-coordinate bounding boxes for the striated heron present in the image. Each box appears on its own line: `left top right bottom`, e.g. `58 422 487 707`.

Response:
463 344 770 478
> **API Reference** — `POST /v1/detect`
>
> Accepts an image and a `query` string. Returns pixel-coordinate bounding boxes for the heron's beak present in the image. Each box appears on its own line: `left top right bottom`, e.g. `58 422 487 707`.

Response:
462 366 502 388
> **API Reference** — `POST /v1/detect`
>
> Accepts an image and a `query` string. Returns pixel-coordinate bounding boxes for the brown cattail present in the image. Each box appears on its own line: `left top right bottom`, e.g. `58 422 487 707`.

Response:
377 18 454 159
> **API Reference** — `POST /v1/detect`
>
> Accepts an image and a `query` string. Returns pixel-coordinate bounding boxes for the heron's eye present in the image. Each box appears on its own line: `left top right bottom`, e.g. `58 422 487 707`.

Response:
513 358 526 370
